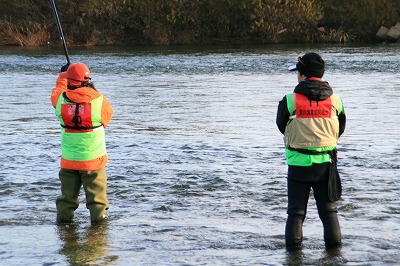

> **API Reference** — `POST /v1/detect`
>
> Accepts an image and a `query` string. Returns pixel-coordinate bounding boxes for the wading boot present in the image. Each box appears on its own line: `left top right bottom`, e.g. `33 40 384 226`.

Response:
91 213 108 225
285 215 304 251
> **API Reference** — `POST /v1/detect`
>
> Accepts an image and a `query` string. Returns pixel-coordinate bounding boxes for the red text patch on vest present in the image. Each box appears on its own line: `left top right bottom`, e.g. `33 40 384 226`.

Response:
295 93 331 118
61 103 93 131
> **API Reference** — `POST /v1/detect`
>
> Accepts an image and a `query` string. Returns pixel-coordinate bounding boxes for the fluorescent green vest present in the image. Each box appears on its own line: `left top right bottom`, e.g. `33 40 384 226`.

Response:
55 93 106 161
284 93 343 166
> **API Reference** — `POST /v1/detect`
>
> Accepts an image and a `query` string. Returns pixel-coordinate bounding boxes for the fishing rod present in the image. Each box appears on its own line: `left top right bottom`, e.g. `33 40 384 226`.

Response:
50 0 71 65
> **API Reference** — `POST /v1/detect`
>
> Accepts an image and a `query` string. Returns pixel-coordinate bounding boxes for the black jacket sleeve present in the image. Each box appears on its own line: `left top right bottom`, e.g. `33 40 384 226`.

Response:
338 107 346 137
276 96 290 134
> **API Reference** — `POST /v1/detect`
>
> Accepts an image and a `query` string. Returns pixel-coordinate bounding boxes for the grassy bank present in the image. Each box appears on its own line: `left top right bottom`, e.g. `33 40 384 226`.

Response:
0 0 399 46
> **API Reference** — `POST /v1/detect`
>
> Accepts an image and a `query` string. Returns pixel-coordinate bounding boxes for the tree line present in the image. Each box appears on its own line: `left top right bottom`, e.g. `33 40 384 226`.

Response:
0 0 399 46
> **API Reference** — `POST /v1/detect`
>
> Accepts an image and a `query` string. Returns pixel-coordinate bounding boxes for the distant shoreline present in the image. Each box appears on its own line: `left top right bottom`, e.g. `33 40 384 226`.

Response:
1 1 399 47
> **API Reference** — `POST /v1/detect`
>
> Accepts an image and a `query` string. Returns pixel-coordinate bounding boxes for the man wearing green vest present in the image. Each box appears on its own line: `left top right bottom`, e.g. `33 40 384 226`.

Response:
276 52 346 250
51 63 113 224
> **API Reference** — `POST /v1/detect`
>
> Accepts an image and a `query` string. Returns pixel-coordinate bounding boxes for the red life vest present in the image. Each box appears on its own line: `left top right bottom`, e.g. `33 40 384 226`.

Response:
60 92 102 133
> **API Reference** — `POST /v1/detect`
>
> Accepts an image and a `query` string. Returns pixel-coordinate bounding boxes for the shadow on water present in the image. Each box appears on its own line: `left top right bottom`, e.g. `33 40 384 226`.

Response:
57 222 119 265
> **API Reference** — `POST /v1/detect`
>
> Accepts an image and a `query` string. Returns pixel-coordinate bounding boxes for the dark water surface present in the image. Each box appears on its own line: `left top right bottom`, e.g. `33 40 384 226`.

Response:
0 44 399 265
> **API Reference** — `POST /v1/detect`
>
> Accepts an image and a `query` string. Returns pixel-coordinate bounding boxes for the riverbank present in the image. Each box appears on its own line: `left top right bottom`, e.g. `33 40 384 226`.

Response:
1 0 399 47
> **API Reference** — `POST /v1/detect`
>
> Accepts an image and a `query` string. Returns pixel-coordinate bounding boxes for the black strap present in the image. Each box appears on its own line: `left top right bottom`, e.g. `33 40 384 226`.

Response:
71 103 80 127
287 146 333 155
62 92 73 102
61 124 103 130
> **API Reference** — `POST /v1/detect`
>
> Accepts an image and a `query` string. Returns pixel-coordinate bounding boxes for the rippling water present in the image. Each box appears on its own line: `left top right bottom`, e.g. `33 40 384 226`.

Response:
0 44 399 265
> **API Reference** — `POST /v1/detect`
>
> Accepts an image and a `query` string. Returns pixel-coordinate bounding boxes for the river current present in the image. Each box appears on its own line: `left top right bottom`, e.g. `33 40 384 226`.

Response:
0 44 399 265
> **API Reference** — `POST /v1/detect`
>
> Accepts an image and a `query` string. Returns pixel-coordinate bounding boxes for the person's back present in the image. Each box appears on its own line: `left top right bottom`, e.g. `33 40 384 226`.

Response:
276 53 346 250
51 63 113 224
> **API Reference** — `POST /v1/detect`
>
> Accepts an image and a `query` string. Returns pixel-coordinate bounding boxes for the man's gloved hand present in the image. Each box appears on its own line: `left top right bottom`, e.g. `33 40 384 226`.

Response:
60 63 70 72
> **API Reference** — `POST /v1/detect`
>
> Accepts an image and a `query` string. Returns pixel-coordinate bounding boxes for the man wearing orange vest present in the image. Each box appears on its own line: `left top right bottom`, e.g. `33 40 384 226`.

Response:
276 53 346 250
51 63 113 224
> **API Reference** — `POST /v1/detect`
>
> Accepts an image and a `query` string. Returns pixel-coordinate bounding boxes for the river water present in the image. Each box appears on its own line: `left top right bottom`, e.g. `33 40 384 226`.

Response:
0 44 399 265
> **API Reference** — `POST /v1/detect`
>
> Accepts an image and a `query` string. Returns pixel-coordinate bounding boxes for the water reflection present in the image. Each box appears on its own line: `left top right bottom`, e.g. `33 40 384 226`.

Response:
284 247 344 265
285 250 304 265
57 222 118 265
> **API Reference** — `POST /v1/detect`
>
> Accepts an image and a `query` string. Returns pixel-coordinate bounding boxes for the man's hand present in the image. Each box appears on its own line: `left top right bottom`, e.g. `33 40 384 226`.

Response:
60 63 70 72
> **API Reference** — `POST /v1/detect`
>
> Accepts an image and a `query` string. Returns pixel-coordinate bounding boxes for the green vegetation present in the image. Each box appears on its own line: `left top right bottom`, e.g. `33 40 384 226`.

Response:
0 0 399 46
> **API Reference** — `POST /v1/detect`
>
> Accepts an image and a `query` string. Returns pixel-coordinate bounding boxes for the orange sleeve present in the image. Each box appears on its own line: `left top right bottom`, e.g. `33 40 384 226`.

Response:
101 96 113 128
51 72 68 108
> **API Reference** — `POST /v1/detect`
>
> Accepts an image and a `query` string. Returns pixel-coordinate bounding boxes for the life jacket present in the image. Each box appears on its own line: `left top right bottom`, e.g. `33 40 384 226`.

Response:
284 93 341 149
55 92 106 162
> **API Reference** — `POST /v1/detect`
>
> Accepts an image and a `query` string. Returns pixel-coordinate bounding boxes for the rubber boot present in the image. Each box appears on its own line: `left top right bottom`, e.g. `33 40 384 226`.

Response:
285 215 304 251
56 209 75 224
321 213 342 249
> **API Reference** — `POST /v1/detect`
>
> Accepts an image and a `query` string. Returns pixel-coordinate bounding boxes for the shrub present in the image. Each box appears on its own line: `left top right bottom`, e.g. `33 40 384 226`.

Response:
0 20 50 46
1 0 400 45
250 0 323 43
319 0 399 41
